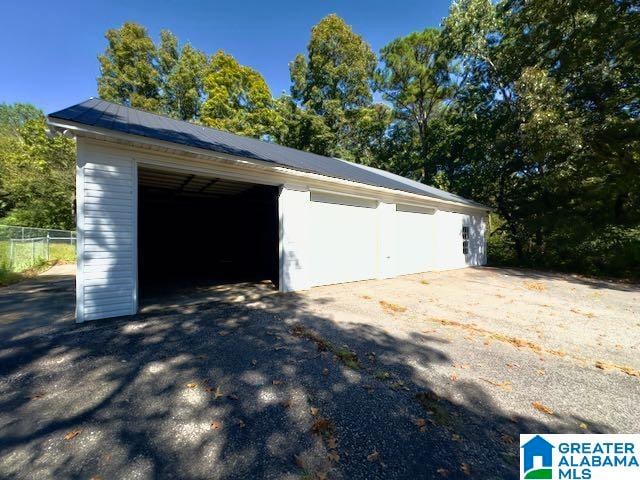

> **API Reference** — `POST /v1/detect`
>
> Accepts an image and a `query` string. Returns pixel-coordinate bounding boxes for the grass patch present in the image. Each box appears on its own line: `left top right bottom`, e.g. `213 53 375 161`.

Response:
414 390 456 428
291 324 360 370
374 370 392 380
0 240 75 288
0 260 57 287
48 243 76 263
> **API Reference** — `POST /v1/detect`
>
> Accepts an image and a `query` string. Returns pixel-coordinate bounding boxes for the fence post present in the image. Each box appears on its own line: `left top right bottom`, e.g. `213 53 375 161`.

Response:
9 240 14 269
46 234 50 260
32 239 35 266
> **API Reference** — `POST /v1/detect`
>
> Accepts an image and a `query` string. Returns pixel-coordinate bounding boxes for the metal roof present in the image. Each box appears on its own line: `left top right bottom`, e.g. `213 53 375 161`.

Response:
48 98 487 209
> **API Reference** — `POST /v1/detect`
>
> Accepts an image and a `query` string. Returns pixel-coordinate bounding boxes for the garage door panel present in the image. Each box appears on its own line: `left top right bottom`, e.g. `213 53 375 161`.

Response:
394 209 434 275
309 196 378 287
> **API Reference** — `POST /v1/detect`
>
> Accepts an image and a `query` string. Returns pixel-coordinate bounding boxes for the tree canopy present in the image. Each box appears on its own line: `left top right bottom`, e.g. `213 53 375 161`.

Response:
4 5 638 276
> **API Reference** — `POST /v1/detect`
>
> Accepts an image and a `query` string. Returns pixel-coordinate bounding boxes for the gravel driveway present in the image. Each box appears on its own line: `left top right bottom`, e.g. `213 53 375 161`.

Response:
0 266 638 479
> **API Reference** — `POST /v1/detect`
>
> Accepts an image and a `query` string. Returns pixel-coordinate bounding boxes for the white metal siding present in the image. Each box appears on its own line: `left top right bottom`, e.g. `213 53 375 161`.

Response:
433 211 486 270
76 140 137 322
279 186 310 292
308 192 378 287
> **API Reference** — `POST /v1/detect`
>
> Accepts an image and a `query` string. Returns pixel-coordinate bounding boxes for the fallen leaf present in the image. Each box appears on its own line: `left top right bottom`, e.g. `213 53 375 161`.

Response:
218 330 230 336
579 422 588 430
186 382 198 389
451 433 461 442
536 369 546 376
210 420 222 430
311 417 334 435
228 393 239 400
452 363 469 369
461 463 471 475
327 436 338 449
64 429 81 441
327 450 340 462
322 368 329 376
532 401 554 415
207 386 223 399
413 418 427 427
272 379 284 385
235 418 246 428
251 359 257 366
310 407 319 416
379 300 407 313
481 378 512 391
450 373 459 381
367 449 380 462
281 400 292 409
500 432 515 444
437 467 450 477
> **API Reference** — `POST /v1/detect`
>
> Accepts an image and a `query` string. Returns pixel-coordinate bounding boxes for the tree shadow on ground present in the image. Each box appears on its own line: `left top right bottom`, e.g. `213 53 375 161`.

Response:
481 266 640 293
0 285 613 480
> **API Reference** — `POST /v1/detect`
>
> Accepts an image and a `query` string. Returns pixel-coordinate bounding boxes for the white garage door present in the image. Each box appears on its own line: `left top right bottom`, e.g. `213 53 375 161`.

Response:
394 204 435 276
308 192 378 287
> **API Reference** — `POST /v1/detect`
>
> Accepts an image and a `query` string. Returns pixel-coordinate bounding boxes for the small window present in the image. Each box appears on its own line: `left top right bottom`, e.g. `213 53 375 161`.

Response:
462 226 469 255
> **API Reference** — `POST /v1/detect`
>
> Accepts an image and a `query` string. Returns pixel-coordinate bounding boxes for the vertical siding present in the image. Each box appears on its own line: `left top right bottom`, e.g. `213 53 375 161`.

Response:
76 140 137 322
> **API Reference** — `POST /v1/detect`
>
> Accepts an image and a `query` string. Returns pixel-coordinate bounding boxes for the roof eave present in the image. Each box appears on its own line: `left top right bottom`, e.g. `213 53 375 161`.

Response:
47 115 491 213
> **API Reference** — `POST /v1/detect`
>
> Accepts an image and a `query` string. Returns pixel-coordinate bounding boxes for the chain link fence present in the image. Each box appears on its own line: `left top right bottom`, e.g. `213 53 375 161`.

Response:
0 225 76 272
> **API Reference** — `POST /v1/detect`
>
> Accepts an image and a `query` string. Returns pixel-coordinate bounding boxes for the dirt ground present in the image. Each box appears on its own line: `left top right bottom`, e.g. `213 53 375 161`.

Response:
0 265 638 479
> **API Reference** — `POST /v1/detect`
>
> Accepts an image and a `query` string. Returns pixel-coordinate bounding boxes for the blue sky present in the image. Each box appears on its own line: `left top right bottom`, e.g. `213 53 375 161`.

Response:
1 0 452 114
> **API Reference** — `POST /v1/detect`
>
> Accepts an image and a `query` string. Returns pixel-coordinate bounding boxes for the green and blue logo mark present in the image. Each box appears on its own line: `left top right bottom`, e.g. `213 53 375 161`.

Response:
522 435 554 479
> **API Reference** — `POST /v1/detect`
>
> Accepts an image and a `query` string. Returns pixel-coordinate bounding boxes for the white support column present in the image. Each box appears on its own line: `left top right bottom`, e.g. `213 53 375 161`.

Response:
278 184 310 292
76 139 138 322
377 202 396 279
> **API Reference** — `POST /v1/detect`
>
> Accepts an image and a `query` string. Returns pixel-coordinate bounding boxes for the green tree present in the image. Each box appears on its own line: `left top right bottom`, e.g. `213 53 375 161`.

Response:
273 96 335 155
436 0 639 275
97 22 163 112
159 31 208 121
0 104 75 229
200 51 281 138
376 28 453 182
289 14 380 160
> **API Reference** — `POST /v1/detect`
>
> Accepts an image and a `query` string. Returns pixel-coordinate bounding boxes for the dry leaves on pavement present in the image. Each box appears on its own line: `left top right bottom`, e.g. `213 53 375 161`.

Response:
532 401 554 415
367 449 380 462
64 429 82 441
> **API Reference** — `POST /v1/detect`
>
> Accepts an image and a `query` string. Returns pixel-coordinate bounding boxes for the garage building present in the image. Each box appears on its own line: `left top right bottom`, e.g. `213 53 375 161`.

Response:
48 99 489 323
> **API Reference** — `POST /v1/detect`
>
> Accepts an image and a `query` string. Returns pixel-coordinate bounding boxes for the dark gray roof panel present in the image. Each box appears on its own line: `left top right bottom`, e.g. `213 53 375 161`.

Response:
48 98 487 209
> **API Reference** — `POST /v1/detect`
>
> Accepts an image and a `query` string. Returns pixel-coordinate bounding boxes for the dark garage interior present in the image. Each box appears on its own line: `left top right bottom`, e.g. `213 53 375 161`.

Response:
137 167 280 301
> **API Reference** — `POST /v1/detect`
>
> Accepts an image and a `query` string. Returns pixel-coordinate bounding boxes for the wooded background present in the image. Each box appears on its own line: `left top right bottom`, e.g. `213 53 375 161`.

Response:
1 0 638 277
